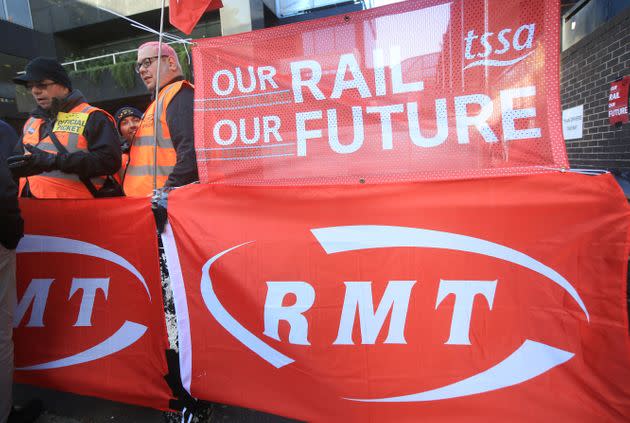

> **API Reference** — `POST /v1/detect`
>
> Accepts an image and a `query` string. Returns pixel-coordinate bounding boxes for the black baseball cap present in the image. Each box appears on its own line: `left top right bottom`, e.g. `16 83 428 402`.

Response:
13 57 72 90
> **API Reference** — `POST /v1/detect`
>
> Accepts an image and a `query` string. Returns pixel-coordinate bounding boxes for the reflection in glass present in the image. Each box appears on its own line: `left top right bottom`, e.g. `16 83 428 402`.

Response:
4 0 33 29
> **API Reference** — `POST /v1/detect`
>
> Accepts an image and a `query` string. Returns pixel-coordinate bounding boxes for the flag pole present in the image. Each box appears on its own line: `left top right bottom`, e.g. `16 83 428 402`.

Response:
153 0 167 195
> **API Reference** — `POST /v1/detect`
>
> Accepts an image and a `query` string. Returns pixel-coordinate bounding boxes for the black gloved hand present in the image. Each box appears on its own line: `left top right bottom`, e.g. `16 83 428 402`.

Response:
24 144 58 172
151 187 173 234
7 154 35 177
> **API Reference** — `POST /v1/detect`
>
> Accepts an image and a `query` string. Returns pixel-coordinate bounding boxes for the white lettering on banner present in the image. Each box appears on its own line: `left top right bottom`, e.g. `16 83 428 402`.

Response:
293 87 542 156
500 86 541 140
213 116 284 145
212 70 235 96
290 60 325 103
295 111 323 156
214 119 238 145
366 104 405 150
455 94 498 143
240 117 260 144
15 235 151 369
211 66 279 96
407 99 448 148
464 23 535 70
236 66 256 93
263 281 315 345
14 278 54 327
390 46 424 94
334 281 416 345
263 116 282 143
435 279 497 345
328 107 364 154
195 225 588 400
203 42 545 156
291 46 422 103
331 53 371 99
69 278 110 327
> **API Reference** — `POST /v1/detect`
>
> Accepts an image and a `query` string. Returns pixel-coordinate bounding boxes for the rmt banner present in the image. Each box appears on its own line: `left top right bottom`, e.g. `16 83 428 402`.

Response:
14 198 173 411
192 0 567 185
163 173 630 422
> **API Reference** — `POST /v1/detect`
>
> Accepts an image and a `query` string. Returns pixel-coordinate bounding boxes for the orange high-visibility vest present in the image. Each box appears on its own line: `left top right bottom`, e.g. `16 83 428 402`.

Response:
123 80 193 197
20 103 113 199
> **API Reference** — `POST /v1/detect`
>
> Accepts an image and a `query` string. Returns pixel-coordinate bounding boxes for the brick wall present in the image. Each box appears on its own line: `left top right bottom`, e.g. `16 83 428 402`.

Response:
560 6 630 170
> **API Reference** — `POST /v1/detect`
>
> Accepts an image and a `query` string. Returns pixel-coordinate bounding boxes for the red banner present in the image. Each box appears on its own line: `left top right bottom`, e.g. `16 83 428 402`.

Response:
164 173 630 422
609 76 629 125
192 0 567 185
14 198 173 411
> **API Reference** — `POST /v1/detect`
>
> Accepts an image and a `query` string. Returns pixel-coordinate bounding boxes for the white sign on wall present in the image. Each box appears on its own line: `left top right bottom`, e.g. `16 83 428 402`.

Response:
562 105 584 140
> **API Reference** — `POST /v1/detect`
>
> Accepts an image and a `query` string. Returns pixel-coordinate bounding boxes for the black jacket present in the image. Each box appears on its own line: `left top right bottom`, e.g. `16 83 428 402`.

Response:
1 119 24 250
15 90 121 179
159 77 198 187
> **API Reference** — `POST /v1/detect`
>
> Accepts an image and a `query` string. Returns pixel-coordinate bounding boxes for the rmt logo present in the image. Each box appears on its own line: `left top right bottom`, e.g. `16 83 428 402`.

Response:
14 235 151 370
200 225 588 402
463 23 536 70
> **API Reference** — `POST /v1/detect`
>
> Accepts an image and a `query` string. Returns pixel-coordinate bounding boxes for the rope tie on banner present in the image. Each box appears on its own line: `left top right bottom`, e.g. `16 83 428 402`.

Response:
534 166 609 175
164 349 200 421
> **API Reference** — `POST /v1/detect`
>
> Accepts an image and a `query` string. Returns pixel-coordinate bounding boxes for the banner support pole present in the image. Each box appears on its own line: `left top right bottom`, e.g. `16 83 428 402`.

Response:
153 0 167 196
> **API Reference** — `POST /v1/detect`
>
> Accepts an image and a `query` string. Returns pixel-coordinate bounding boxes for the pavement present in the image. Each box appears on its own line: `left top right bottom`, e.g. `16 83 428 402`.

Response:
13 384 299 423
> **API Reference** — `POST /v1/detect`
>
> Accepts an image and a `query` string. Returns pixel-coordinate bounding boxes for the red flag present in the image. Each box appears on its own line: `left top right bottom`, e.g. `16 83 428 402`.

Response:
164 173 630 421
169 0 222 35
14 198 173 411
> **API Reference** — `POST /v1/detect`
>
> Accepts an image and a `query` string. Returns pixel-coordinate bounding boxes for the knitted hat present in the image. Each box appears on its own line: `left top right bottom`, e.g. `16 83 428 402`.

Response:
114 106 143 132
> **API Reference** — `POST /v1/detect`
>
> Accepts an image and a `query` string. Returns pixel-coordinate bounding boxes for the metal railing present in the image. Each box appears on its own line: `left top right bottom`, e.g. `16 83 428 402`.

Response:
16 38 192 74
61 39 192 71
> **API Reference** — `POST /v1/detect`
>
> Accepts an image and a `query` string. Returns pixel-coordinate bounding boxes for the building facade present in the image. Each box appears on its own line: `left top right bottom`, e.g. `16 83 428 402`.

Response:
560 0 630 171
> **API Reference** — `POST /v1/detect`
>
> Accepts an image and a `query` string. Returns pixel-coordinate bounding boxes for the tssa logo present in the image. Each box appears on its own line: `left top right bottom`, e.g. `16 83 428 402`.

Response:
463 23 536 70
14 235 151 370
200 225 587 402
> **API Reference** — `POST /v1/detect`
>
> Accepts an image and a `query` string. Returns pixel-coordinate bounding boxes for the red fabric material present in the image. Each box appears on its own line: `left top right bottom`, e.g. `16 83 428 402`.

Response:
14 198 173 411
192 0 567 185
167 173 630 421
169 0 222 35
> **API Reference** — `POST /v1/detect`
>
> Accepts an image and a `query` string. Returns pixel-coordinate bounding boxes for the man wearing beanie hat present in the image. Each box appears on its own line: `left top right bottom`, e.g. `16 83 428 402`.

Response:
114 106 142 179
8 57 122 198
122 42 197 197
115 106 142 147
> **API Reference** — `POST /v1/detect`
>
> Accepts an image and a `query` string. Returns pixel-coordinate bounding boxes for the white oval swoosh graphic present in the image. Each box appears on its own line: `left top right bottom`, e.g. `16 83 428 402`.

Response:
200 242 294 369
17 235 151 301
345 340 573 402
311 225 582 402
311 225 588 321
17 321 147 370
463 51 534 70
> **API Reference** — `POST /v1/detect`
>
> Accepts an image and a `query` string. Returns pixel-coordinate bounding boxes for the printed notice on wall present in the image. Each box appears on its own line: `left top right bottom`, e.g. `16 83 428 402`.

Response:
563 105 583 140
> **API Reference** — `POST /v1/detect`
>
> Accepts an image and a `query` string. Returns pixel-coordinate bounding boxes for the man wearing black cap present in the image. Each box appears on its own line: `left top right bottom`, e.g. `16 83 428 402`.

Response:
8 57 121 198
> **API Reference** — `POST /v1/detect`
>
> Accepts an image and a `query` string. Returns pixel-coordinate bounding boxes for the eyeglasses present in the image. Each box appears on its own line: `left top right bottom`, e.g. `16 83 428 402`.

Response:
26 81 57 90
135 56 168 73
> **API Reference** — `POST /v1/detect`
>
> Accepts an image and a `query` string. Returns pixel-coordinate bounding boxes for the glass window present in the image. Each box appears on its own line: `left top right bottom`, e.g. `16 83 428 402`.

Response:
4 0 33 29
563 0 630 50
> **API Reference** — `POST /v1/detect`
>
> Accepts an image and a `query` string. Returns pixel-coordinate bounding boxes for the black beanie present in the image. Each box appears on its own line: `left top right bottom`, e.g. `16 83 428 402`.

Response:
114 106 143 132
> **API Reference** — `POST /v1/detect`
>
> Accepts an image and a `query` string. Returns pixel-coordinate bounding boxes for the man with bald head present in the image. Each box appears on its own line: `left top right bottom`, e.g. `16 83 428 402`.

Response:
123 42 197 197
